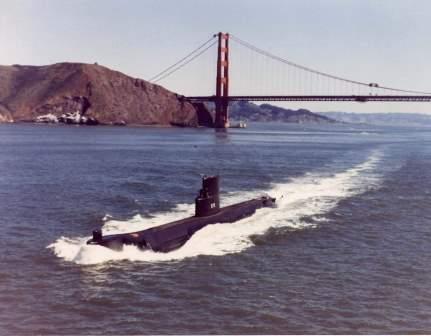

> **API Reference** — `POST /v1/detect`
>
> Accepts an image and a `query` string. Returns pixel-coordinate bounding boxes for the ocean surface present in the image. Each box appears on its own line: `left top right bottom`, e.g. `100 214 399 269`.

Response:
1 122 431 334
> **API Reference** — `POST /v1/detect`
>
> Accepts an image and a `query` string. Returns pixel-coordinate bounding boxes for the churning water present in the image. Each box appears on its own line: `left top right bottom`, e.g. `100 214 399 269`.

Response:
1 123 431 334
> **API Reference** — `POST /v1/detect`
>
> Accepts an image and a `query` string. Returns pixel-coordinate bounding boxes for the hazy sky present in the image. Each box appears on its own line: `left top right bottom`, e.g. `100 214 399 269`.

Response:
2 0 431 113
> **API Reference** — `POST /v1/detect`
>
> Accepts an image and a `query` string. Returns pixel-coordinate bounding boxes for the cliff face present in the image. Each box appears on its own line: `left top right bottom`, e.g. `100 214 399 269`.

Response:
0 103 13 122
0 63 198 126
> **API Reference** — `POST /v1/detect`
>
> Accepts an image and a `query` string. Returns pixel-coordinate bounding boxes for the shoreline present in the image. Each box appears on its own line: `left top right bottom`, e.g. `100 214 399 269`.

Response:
0 120 208 129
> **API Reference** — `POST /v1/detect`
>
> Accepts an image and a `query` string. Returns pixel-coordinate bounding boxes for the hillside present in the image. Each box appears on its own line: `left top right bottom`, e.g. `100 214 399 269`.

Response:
320 112 431 126
0 63 201 126
228 101 336 123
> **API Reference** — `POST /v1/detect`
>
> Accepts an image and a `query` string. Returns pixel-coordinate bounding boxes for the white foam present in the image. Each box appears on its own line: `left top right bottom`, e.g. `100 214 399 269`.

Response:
48 150 382 265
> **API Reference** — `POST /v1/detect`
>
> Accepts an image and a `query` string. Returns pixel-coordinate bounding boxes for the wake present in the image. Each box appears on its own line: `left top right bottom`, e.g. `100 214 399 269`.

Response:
48 150 382 265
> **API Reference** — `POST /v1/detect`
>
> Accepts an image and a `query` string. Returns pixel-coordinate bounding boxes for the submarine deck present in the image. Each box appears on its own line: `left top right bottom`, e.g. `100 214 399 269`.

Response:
88 195 275 252
147 198 263 232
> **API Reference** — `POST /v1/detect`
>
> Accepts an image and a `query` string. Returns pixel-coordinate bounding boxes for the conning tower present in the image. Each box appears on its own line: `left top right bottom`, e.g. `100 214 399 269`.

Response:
195 175 220 217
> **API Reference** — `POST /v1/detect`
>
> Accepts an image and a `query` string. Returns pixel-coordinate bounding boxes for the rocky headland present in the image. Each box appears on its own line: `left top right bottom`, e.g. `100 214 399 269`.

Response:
0 62 208 126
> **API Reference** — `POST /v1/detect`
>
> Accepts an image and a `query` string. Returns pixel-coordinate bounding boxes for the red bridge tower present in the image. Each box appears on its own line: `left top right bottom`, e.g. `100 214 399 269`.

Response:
215 32 230 128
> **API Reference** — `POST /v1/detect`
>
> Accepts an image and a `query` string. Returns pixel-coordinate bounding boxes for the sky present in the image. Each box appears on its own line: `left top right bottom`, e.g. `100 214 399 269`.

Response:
1 0 431 113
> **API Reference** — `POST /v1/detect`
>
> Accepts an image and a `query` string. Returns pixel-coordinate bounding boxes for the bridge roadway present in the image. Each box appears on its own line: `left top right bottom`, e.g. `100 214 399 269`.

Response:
185 95 431 102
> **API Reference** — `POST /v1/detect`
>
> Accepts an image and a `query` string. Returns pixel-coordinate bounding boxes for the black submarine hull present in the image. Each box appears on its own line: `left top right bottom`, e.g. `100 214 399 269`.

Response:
87 176 276 253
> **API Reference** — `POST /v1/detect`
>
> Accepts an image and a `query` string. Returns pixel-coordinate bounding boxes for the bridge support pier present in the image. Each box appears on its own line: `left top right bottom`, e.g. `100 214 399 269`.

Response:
214 32 229 128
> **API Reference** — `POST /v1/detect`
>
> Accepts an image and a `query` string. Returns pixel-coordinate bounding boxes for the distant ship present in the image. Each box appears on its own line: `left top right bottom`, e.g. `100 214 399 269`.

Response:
229 120 247 128
87 175 276 252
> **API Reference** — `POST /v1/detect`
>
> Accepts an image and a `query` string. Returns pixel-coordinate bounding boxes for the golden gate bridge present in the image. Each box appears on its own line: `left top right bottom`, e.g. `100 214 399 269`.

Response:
149 32 431 128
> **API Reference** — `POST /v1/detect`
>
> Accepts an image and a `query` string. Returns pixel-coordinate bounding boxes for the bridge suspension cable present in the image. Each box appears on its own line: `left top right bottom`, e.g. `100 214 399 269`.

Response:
149 35 217 83
230 34 431 95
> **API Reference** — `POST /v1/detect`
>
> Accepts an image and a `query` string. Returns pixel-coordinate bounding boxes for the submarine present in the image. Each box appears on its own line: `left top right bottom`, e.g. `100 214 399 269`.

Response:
87 175 276 253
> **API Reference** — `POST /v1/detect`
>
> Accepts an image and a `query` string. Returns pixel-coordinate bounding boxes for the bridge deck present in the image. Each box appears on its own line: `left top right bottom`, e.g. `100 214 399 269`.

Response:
186 95 431 102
